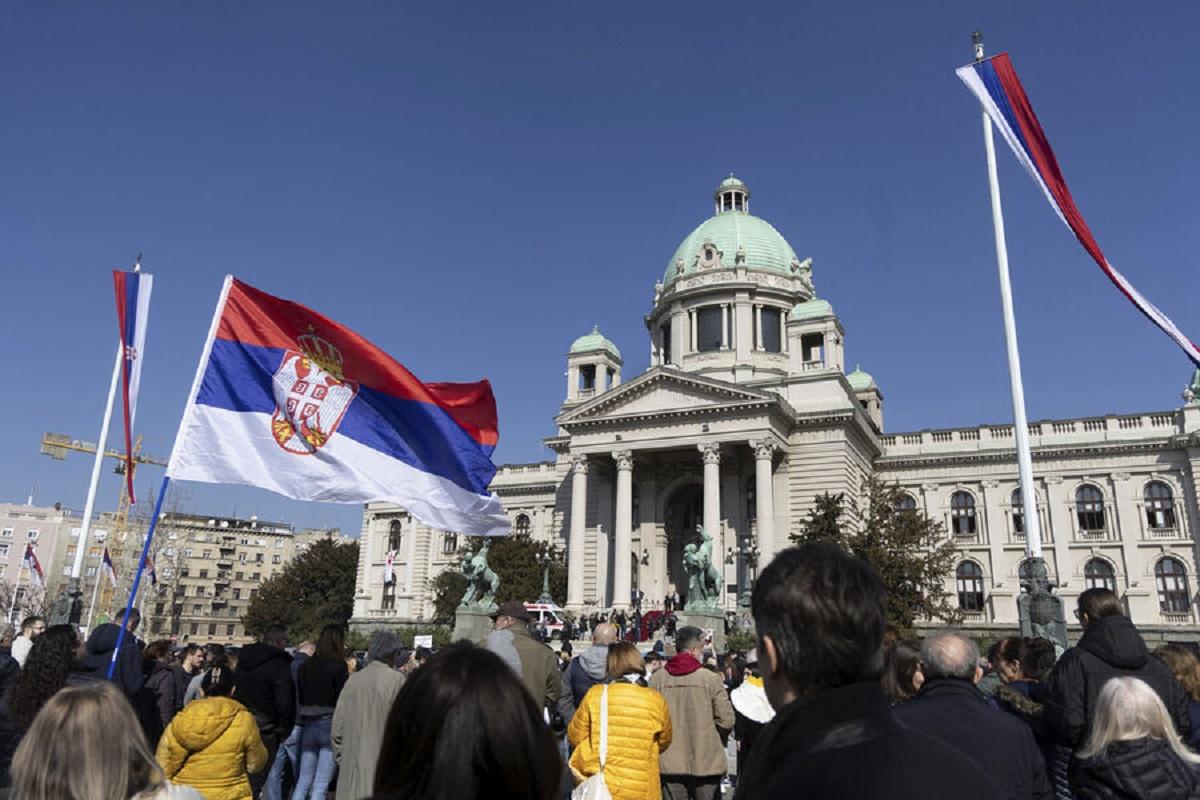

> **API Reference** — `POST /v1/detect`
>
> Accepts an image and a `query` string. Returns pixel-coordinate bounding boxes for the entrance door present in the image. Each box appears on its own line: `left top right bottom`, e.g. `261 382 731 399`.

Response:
664 484 703 607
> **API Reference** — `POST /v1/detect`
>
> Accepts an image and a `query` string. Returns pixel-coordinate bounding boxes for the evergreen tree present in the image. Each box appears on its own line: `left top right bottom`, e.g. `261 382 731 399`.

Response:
430 534 567 623
791 480 960 631
243 539 358 641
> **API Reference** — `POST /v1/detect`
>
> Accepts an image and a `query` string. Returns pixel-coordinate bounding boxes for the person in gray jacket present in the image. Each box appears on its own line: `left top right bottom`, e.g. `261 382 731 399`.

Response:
331 630 406 800
557 622 617 724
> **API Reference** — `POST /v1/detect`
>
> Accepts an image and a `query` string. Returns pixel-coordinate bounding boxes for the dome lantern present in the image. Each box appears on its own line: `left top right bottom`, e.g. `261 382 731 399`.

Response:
715 174 750 214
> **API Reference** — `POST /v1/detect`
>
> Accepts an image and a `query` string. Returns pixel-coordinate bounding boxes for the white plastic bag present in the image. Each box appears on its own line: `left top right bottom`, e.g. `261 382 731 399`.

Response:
572 684 612 800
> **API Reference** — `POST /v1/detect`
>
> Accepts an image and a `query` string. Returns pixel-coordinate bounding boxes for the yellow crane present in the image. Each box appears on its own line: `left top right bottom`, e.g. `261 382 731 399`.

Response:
40 433 167 613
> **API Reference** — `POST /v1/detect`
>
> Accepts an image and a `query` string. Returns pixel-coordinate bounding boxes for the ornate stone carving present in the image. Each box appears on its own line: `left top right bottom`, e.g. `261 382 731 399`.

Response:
697 239 724 270
791 256 815 293
674 258 685 276
612 450 634 471
752 439 777 460
735 245 746 265
570 454 590 475
698 442 721 465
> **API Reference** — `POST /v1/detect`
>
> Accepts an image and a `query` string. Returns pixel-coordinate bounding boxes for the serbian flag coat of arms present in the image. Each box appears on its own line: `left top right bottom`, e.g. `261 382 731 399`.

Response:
167 277 510 537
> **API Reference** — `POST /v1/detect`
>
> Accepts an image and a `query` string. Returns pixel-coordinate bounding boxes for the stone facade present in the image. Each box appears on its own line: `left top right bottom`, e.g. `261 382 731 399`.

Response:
351 177 1200 640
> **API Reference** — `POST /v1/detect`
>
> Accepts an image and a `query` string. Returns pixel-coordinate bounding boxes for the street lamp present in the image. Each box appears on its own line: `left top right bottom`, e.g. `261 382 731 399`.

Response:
726 529 761 609
536 542 554 604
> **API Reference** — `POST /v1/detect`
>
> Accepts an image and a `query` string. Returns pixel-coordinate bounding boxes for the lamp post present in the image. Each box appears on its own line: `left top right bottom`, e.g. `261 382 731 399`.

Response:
726 527 761 610
536 542 554 604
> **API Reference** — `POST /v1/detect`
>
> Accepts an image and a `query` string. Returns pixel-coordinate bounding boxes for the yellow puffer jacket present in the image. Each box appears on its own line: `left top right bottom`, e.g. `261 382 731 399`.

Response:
568 679 672 800
156 696 268 800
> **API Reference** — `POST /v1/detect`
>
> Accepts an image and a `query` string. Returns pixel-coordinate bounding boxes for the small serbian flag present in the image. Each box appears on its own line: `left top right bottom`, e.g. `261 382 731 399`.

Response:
22 545 44 587
113 269 155 501
145 556 157 587
166 277 510 537
101 548 118 585
384 550 396 584
957 54 1200 368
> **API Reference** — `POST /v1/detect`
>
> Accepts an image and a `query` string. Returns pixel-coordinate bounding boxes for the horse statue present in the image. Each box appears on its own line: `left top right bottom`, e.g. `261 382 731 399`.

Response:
459 539 500 611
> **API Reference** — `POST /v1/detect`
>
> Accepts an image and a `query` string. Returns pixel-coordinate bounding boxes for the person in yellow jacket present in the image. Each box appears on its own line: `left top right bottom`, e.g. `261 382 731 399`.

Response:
568 641 673 800
157 664 268 800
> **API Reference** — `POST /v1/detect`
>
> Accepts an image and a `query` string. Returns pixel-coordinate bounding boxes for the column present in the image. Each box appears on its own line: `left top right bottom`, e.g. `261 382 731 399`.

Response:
752 440 777 563
699 443 723 602
689 310 698 352
1043 477 1076 595
566 365 579 400
567 455 589 609
612 450 634 611
754 304 763 350
721 305 730 349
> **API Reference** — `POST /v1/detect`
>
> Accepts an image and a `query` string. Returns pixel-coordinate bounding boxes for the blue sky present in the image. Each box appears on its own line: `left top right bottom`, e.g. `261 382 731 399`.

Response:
2 2 1197 535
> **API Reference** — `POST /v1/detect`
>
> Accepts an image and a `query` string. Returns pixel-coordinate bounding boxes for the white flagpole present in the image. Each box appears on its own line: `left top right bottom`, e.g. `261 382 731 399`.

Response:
8 563 24 623
72 342 123 584
85 558 104 631
974 32 1043 560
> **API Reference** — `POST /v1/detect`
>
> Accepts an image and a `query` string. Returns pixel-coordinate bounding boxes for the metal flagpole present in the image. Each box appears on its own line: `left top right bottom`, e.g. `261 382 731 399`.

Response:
85 555 104 630
970 31 1066 647
7 564 23 623
107 475 169 680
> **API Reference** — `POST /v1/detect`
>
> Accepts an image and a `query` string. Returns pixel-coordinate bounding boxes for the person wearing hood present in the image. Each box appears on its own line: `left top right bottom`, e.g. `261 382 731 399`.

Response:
231 624 294 798
1046 588 1191 750
80 609 145 697
158 663 268 800
557 622 617 724
648 626 734 800
729 649 774 777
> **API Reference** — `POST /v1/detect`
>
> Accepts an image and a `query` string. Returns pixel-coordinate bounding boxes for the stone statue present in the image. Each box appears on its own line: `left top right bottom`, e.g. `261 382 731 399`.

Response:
683 524 722 611
1184 369 1200 405
47 587 77 626
459 539 500 611
1017 556 1068 655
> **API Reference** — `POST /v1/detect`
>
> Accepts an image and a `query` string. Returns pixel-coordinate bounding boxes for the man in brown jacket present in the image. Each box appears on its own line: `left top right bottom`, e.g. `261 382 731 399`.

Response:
484 600 562 713
649 626 735 800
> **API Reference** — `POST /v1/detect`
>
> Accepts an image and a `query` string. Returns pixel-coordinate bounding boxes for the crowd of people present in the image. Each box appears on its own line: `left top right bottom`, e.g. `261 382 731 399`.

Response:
2 543 1200 799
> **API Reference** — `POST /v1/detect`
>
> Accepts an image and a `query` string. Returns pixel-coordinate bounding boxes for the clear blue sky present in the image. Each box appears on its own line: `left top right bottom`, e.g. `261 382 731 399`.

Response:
2 2 1197 535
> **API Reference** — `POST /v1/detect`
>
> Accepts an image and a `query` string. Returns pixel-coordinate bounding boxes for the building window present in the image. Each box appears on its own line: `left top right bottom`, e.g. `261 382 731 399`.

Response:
956 561 985 611
25 530 38 541
761 309 782 353
1084 558 1117 592
193 604 202 614
1156 558 1191 614
1 529 11 538
1144 481 1177 530
388 520 403 552
233 588 241 599
202 549 211 559
226 624 236 637
696 307 723 352
199 570 208 579
235 571 244 581
442 533 458 555
800 333 824 365
1075 485 1106 532
0 544 9 559
86 567 97 578
190 623 199 635
514 514 531 536
660 322 672 364
208 624 217 636
950 491 977 536
1011 489 1025 535
382 581 396 610
893 493 918 512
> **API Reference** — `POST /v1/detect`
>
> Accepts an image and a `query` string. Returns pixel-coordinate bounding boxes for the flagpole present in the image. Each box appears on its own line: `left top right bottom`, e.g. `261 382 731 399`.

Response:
85 555 104 631
107 475 169 680
7 564 23 623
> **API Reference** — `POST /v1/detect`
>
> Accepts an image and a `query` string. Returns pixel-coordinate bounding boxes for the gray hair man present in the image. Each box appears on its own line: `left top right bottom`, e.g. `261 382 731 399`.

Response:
332 630 406 800
558 622 618 724
896 632 1052 800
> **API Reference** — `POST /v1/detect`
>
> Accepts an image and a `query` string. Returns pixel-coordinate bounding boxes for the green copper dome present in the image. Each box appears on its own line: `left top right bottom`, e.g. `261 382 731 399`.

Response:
847 365 876 392
789 297 833 321
569 326 621 359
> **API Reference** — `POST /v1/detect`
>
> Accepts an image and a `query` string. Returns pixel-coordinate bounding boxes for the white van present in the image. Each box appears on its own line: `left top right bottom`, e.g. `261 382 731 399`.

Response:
524 602 566 638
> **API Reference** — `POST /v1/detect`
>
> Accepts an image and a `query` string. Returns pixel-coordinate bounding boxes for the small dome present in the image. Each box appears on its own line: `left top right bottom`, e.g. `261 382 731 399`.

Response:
789 297 833 321
847 365 876 392
718 174 747 191
569 326 621 359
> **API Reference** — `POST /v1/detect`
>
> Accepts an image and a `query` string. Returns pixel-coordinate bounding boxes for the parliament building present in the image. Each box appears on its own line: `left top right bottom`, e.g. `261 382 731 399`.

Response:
351 176 1200 640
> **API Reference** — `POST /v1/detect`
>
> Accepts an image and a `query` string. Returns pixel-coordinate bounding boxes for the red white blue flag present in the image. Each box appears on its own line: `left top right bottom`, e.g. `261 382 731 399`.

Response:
22 544 44 587
113 269 155 501
101 547 118 585
145 556 157 587
957 54 1200 368
166 277 510 536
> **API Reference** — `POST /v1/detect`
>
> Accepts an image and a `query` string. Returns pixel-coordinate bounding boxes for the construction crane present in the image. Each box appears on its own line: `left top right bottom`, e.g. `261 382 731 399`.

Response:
40 433 167 614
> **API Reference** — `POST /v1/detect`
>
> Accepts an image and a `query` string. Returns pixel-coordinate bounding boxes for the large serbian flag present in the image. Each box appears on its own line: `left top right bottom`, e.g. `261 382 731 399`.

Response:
957 54 1200 368
22 545 44 587
167 277 510 536
113 269 155 501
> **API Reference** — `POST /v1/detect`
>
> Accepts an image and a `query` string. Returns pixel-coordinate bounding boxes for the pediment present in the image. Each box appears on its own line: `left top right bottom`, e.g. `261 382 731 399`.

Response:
558 368 776 424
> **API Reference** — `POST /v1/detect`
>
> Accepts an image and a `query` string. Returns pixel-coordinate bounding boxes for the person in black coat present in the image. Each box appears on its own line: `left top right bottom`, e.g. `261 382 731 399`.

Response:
78 611 144 696
895 632 1053 800
233 623 295 795
1046 588 1192 750
732 543 1003 800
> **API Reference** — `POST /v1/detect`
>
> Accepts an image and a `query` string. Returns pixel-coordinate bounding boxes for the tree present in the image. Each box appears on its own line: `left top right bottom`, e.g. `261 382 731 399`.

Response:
430 534 567 623
243 539 358 642
791 479 960 632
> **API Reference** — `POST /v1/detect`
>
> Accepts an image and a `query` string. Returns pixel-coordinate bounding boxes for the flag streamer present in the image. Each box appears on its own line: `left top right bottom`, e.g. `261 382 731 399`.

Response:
112 269 154 502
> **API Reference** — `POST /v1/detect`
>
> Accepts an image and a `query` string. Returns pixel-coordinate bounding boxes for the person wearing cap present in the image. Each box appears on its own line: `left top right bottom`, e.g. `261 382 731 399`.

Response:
483 600 561 714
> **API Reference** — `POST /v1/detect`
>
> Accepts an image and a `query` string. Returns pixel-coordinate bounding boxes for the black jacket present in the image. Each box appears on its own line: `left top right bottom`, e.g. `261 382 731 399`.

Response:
79 624 143 696
1070 738 1200 800
733 681 1004 800
0 650 18 702
232 642 295 735
1046 615 1192 747
296 654 348 715
895 678 1053 800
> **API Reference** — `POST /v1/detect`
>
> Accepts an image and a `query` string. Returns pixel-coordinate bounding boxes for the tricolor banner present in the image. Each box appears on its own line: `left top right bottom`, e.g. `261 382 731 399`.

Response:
113 269 155 501
166 277 510 537
101 548 118 585
384 550 395 584
22 545 44 587
956 54 1200 368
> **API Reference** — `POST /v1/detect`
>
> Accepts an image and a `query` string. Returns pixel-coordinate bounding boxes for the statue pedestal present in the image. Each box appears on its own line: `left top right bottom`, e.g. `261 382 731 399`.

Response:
679 609 726 654
452 606 495 644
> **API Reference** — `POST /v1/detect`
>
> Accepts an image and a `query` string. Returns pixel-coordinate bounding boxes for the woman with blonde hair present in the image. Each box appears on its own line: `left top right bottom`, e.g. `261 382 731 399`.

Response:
1071 676 1200 799
10 681 200 799
568 641 672 800
1155 644 1200 750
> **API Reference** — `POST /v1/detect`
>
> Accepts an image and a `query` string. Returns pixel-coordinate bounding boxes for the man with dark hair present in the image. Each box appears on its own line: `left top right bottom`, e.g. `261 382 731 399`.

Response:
1046 587 1190 748
80 609 143 695
734 543 1002 800
170 643 204 714
10 616 44 667
896 633 1052 800
332 630 406 800
649 625 734 800
234 623 295 798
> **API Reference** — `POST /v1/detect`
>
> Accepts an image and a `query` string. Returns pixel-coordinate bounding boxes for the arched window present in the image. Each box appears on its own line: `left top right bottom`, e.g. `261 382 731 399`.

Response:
514 514 531 536
1011 489 1025 535
387 520 403 553
382 580 395 610
956 561 985 611
950 491 977 536
1156 558 1191 614
1075 485 1106 532
1144 481 1177 531
442 532 458 555
894 493 918 512
1084 558 1117 592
